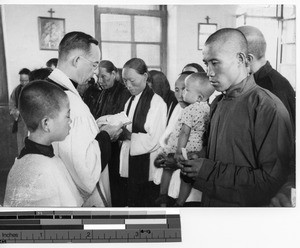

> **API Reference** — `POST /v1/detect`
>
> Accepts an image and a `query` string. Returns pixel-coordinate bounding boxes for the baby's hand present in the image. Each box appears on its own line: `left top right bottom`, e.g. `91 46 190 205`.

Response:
175 148 187 162
174 152 182 161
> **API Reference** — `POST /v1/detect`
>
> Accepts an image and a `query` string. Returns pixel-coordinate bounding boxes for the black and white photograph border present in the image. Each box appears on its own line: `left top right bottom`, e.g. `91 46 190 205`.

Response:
0 0 298 247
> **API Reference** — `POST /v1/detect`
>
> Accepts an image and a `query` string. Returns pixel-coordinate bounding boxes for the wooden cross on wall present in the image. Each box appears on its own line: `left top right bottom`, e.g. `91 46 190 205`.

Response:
205 16 210 24
48 8 55 18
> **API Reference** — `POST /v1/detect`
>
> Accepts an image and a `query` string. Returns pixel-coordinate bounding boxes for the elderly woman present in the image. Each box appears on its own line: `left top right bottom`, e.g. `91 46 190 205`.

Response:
148 70 178 124
119 58 167 207
92 60 131 207
95 60 131 118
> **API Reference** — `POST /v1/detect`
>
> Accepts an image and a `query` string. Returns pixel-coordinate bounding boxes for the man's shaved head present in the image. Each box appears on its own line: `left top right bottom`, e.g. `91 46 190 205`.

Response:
237 25 266 59
205 28 248 56
202 28 249 92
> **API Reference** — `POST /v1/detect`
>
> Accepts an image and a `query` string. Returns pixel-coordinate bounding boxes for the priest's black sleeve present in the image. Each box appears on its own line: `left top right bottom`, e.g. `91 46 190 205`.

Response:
95 131 111 172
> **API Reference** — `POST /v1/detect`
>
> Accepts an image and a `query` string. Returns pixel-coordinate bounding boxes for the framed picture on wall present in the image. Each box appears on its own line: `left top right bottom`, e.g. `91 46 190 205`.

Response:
38 17 65 50
198 23 217 50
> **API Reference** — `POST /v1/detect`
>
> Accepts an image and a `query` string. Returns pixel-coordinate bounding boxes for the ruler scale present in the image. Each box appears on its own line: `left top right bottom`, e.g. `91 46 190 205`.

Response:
0 210 181 243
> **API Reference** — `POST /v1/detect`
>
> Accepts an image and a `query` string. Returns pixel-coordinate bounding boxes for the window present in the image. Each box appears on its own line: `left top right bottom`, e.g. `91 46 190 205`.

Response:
95 5 168 74
279 5 296 89
236 5 296 88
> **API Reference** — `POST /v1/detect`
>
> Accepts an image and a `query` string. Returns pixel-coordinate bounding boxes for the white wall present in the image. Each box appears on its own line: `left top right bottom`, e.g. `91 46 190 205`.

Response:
2 5 239 93
2 4 95 95
167 5 238 88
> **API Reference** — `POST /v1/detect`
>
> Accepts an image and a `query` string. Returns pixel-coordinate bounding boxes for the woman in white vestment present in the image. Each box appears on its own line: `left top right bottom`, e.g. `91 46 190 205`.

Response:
119 58 167 207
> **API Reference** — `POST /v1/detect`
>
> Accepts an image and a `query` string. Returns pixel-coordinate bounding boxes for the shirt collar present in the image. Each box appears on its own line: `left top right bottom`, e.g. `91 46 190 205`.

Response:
223 74 256 99
70 78 78 89
132 90 143 102
18 137 54 159
48 68 81 97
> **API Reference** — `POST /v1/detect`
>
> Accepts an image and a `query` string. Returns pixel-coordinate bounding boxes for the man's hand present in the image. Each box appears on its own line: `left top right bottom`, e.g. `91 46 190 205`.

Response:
269 192 292 207
100 123 123 141
180 158 205 179
187 152 199 160
269 182 294 207
96 115 112 127
187 147 206 160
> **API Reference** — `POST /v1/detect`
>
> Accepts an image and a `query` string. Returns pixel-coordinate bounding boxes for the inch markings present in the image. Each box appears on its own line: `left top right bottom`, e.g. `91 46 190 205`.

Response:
0 210 181 243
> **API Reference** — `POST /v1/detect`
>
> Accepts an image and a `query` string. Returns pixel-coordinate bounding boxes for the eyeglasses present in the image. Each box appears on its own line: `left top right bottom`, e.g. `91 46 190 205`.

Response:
79 56 99 69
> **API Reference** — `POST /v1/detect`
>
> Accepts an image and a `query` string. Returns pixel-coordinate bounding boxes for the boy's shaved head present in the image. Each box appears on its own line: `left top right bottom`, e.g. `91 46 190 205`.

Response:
186 72 215 99
237 25 266 59
205 28 248 56
19 80 68 132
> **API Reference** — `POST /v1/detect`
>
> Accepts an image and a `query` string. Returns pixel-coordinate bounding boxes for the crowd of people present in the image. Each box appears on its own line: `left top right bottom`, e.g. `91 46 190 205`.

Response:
4 25 295 207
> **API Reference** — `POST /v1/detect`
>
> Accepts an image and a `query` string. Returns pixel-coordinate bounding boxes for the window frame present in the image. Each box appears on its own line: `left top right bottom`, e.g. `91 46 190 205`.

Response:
236 4 296 87
94 5 168 74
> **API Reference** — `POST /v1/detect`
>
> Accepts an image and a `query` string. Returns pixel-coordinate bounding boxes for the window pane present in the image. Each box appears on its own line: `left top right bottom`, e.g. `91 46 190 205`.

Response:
283 5 296 18
279 64 295 89
282 20 296 43
99 5 159 10
101 42 131 68
236 4 277 17
101 14 131 41
134 16 161 42
246 17 278 69
136 44 160 66
281 44 295 64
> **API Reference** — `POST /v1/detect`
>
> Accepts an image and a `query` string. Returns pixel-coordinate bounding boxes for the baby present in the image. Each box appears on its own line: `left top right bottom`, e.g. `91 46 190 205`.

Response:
4 80 82 207
155 72 214 206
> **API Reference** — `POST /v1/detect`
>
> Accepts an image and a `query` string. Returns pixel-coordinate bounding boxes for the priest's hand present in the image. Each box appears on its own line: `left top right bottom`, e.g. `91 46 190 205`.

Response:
96 115 112 127
100 123 123 142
